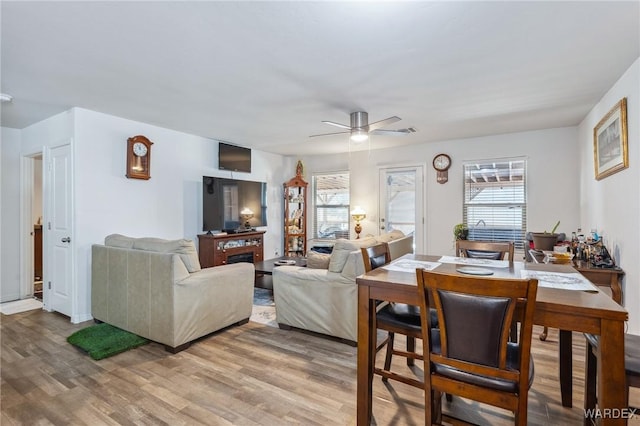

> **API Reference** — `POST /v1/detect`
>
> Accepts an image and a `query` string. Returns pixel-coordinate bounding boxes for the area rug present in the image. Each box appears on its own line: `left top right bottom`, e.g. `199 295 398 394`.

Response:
250 288 277 328
0 298 43 315
67 323 149 360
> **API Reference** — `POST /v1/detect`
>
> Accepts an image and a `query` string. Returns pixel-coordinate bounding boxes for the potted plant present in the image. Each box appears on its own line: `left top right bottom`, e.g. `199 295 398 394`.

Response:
532 220 560 251
453 223 468 241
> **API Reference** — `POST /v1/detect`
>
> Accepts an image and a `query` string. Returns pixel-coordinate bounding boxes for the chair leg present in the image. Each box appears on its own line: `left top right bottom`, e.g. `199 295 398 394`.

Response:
539 326 549 341
425 390 433 426
382 332 395 382
406 336 415 366
432 390 443 424
584 340 597 426
559 330 573 407
515 401 528 426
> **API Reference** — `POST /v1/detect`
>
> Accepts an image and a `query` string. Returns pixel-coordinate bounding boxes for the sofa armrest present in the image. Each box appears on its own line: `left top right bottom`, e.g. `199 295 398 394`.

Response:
172 262 254 346
91 244 180 343
340 250 365 280
273 265 352 285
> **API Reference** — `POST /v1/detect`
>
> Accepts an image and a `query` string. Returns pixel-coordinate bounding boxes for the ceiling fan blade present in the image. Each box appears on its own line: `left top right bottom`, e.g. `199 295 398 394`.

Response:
367 116 401 131
309 130 350 138
371 127 417 136
321 120 351 130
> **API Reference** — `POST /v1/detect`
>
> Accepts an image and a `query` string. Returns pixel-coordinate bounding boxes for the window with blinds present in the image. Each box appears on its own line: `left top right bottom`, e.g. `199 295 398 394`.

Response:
463 159 527 252
312 172 350 240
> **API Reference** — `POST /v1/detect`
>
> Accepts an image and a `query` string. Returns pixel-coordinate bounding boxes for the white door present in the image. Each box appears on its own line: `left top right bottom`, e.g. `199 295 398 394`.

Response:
379 166 424 253
45 144 72 316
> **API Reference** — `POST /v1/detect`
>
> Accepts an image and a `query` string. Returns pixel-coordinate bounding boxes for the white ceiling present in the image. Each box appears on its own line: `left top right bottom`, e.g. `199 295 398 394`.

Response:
2 1 638 156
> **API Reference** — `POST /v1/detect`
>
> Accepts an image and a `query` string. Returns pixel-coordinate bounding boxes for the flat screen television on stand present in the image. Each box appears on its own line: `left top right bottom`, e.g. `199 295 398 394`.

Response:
202 176 267 234
218 142 251 173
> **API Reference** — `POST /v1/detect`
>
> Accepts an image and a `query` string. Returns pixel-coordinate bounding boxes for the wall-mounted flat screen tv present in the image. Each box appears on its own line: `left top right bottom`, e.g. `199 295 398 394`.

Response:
202 176 267 232
218 142 251 173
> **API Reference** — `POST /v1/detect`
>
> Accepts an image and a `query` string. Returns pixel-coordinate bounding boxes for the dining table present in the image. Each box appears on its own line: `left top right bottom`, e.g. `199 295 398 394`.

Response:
356 254 629 425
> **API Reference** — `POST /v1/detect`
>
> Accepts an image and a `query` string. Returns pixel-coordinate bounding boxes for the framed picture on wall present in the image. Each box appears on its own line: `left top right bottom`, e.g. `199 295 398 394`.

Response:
593 97 628 180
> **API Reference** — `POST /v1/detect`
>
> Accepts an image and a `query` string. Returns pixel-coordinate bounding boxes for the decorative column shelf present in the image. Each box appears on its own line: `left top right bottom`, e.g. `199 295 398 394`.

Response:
283 163 308 257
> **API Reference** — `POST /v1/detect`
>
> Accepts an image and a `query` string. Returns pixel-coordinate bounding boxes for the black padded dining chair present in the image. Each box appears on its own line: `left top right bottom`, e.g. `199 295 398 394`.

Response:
455 240 518 341
583 332 640 426
455 240 515 261
361 243 426 389
416 268 538 425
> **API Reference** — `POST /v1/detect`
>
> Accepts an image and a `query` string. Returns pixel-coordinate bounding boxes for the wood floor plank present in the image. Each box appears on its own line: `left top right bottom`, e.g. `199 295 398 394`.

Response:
3 309 639 425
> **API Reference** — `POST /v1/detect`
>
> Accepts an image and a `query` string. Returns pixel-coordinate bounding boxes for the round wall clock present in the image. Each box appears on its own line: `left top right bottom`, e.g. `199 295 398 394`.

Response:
433 153 451 184
126 135 153 180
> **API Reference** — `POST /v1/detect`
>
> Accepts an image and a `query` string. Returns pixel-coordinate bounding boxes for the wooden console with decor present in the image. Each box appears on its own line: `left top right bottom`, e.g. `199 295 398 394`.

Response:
198 230 265 267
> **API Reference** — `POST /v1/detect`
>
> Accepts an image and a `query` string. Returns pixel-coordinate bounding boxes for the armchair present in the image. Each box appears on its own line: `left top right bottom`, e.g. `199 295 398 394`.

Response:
91 234 254 352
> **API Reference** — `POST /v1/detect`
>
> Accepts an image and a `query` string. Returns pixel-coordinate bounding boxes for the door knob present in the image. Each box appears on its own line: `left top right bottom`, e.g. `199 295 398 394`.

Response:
61 237 71 243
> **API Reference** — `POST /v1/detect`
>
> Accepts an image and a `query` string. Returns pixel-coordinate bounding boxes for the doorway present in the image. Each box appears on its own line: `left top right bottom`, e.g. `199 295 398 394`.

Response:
32 155 43 300
378 165 425 253
20 142 74 319
19 153 43 301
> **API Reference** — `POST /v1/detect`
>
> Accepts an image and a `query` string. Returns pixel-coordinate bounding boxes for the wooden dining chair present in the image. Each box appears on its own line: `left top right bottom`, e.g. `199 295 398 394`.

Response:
361 243 425 389
583 332 640 426
416 269 538 425
455 240 518 342
455 239 515 261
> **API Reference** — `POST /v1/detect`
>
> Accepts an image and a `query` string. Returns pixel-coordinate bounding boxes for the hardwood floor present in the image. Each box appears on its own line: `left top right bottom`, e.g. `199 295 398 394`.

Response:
2 309 639 425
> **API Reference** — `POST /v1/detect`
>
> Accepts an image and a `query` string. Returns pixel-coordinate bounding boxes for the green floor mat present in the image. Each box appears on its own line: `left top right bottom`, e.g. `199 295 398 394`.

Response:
67 323 149 360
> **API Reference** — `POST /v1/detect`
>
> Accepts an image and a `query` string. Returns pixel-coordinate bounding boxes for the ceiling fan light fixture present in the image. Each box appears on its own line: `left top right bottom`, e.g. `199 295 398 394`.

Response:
350 129 368 143
0 93 13 103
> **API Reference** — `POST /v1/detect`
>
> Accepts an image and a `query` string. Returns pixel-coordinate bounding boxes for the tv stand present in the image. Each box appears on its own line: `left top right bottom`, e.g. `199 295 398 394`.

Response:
233 228 255 234
198 230 265 267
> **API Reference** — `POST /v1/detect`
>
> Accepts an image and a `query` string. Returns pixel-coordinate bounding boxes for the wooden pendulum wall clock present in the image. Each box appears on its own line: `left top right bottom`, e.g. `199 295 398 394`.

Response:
126 135 153 180
432 153 451 184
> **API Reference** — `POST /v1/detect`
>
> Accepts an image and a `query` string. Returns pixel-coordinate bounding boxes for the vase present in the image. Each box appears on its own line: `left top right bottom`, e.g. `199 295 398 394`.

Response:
531 233 558 251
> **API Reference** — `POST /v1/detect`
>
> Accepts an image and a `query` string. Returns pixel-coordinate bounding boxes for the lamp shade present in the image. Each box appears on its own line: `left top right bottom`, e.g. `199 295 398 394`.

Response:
350 206 366 222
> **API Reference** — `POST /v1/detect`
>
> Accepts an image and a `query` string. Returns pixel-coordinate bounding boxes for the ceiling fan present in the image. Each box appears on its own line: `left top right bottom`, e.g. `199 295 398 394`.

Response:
309 111 416 142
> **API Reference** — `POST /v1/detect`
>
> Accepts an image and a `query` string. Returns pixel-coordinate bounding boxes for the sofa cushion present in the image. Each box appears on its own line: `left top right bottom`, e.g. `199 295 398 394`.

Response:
104 234 136 248
132 238 202 273
376 230 405 243
306 251 331 269
328 237 377 273
340 250 366 280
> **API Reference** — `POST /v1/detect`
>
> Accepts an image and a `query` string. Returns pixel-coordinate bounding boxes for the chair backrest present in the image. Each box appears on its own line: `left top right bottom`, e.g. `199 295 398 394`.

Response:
361 243 391 272
415 268 538 422
455 240 514 262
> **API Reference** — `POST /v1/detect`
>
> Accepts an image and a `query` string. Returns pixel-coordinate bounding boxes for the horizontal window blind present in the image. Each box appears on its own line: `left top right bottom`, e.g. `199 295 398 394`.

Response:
463 159 527 252
312 172 350 240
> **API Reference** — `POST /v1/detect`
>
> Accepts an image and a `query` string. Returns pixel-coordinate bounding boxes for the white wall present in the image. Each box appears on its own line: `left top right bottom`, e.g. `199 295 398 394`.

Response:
301 126 581 256
72 108 292 320
1 127 22 302
21 109 74 153
578 57 639 333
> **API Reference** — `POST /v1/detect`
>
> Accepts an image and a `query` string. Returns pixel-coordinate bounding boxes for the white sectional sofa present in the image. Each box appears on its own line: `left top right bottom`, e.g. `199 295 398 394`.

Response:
91 234 255 352
272 231 413 344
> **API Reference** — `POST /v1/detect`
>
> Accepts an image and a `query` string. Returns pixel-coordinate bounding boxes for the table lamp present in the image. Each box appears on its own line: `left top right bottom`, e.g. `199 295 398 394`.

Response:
240 207 254 230
351 206 366 239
